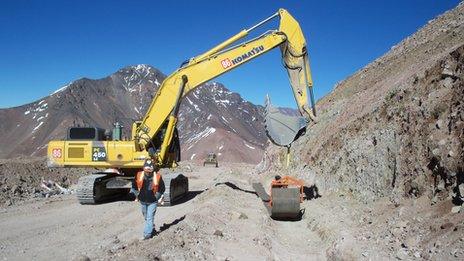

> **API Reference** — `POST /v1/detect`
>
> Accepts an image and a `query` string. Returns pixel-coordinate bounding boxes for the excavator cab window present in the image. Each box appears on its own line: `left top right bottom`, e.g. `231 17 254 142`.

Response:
67 127 106 141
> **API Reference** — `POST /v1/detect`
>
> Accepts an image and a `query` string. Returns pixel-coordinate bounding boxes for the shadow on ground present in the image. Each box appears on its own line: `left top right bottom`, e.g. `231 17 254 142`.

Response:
271 208 305 222
303 185 321 200
157 215 186 234
93 189 204 205
215 182 258 196
173 190 203 205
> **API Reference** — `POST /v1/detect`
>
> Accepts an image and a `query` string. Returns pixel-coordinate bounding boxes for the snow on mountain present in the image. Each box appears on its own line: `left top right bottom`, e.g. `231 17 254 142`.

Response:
0 65 268 163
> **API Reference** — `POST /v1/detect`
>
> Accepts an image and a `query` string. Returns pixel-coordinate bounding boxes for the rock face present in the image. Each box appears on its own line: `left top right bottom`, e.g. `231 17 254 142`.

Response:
177 82 266 163
0 65 266 163
264 3 464 202
0 157 93 205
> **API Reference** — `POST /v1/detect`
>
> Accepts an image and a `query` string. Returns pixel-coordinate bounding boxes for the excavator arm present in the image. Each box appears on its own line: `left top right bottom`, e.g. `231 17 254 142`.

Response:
136 9 316 164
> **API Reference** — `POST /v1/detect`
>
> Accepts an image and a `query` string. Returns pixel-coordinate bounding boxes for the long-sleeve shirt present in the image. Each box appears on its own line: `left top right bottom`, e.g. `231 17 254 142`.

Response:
131 172 165 203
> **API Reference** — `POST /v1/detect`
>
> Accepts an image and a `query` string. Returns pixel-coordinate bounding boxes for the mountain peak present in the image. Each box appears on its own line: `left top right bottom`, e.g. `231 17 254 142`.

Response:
0 65 267 163
116 64 160 76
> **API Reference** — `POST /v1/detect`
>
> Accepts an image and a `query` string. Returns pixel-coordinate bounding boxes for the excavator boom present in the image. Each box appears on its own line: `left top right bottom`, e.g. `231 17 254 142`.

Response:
135 9 316 161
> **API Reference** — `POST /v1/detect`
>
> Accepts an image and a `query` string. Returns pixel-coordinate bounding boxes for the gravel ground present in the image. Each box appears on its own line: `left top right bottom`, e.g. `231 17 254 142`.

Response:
1 163 462 260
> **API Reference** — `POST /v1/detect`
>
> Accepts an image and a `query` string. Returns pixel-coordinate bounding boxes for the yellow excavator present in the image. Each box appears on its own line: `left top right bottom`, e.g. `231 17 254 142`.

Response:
47 9 316 216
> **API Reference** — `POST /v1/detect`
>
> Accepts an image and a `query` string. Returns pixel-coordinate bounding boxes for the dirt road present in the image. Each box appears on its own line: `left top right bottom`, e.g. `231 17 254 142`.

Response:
0 165 326 260
0 165 220 260
1 163 462 260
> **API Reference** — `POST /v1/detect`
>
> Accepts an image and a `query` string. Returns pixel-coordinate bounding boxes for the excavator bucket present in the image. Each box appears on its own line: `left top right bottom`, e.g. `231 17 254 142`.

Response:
264 95 307 147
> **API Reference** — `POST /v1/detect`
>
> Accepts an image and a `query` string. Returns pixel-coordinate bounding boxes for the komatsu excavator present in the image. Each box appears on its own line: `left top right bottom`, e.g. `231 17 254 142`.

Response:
47 9 316 216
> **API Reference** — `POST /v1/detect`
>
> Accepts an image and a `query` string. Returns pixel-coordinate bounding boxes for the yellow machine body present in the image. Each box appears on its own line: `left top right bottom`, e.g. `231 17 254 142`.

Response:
47 8 316 170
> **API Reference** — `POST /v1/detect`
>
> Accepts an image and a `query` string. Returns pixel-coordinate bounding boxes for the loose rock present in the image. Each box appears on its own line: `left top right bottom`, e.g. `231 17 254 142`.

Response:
213 230 224 237
451 205 461 213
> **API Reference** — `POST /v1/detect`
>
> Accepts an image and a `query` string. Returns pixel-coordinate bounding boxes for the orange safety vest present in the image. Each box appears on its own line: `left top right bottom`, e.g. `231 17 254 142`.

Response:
135 171 161 193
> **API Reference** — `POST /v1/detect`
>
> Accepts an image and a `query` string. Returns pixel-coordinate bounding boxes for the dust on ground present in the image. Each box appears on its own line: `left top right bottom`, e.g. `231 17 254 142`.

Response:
0 163 325 260
1 161 463 260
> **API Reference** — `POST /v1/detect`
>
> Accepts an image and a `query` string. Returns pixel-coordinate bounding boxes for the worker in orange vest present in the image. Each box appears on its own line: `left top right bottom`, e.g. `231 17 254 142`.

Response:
130 158 165 240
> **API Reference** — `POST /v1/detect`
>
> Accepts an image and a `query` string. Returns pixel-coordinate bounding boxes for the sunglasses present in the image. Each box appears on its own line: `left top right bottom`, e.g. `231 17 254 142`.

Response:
143 166 154 171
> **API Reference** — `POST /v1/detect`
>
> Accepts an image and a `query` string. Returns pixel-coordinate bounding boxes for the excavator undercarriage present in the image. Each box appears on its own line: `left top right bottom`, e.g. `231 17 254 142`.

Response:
76 170 188 206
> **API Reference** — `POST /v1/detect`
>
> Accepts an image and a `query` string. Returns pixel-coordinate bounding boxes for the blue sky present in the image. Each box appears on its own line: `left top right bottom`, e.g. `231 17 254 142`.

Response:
0 0 460 109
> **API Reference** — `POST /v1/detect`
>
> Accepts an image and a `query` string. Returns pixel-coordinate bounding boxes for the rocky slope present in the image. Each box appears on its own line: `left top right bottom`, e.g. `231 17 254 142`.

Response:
254 3 464 259
263 1 464 203
0 157 94 206
0 65 266 163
